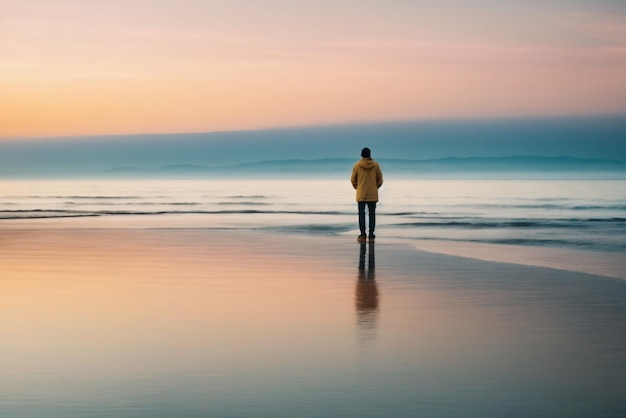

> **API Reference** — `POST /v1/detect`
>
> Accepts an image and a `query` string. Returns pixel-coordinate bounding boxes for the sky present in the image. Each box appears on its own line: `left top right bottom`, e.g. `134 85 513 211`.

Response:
1 0 626 138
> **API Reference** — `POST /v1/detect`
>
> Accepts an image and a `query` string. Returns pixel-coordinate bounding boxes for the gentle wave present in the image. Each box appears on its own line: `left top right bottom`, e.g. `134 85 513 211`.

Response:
218 201 271 206
587 217 626 222
393 218 625 229
387 211 440 216
467 238 624 252
7 195 147 200
0 209 352 220
469 203 626 211
63 202 201 206
0 210 100 219
225 195 270 199
408 236 626 253
261 224 353 234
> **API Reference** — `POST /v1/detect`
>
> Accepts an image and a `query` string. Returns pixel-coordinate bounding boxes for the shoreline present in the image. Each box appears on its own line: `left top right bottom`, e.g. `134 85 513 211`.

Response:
411 239 626 281
2 221 624 282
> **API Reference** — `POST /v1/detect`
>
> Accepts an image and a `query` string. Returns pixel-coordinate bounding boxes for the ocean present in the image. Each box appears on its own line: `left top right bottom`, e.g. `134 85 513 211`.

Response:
2 177 625 279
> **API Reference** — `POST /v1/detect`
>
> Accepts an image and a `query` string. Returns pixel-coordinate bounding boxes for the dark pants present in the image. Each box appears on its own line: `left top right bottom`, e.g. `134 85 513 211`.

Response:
358 201 376 236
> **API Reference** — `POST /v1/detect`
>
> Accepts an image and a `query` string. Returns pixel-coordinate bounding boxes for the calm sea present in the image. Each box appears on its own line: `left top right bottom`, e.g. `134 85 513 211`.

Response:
2 178 625 251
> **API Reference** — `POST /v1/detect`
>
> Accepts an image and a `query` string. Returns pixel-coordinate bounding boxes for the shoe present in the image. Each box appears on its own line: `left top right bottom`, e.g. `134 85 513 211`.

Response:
369 234 376 241
357 235 367 243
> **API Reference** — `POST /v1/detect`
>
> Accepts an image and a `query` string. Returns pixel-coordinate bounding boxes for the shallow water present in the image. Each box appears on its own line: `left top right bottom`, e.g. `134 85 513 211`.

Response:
2 178 625 278
1 229 626 417
2 178 624 248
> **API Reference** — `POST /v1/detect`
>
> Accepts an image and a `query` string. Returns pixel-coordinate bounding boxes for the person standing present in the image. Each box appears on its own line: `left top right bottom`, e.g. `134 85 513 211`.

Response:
351 147 383 242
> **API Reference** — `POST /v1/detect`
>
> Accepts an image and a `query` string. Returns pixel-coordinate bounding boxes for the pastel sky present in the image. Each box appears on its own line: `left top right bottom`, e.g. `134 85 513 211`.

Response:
1 0 626 138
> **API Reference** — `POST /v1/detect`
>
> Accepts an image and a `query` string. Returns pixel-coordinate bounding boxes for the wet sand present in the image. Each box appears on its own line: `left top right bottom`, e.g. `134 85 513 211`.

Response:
2 228 626 417
414 239 626 280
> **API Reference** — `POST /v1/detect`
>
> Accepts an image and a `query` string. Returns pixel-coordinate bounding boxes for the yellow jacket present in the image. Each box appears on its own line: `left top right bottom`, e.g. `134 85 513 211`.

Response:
351 158 383 202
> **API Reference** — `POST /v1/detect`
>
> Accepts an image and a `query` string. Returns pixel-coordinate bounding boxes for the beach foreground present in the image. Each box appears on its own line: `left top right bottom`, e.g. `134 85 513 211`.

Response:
2 228 626 417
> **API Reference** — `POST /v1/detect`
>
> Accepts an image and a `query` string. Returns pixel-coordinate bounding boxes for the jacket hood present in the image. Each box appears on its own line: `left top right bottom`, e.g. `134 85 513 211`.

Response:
358 158 376 170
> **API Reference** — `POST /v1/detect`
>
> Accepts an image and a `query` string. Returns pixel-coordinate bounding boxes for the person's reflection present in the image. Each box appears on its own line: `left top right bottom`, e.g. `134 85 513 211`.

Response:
356 242 379 343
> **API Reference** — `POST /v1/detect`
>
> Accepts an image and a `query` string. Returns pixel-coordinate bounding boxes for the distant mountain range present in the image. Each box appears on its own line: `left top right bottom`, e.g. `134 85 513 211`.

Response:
104 156 626 178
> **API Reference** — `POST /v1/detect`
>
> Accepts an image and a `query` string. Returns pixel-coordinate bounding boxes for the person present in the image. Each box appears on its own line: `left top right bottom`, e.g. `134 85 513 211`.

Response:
351 147 383 242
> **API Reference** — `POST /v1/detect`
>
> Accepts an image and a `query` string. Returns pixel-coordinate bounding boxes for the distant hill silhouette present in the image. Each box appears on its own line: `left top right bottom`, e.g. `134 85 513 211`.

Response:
104 156 626 178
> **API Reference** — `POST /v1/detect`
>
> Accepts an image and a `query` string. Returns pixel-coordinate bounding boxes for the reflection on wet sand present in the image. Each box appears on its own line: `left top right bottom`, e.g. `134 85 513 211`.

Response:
3 228 626 417
356 243 378 340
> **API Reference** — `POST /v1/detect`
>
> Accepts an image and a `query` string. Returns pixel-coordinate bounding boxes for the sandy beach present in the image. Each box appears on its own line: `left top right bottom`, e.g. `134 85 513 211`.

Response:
2 227 626 417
